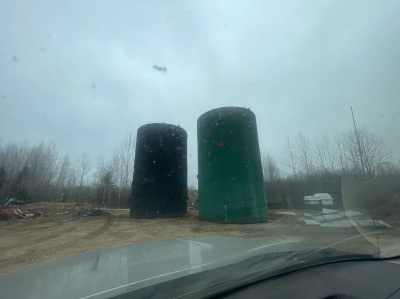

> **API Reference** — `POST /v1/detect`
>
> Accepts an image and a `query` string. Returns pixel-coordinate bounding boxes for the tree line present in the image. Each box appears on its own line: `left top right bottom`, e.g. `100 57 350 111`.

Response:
0 131 136 207
262 126 399 183
1 126 398 207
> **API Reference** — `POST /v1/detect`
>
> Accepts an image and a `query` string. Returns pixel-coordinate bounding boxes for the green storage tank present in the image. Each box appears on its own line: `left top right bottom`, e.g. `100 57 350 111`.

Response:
197 107 268 223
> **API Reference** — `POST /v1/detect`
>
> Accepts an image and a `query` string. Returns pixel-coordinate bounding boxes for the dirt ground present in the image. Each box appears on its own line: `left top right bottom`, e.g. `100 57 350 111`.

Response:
1 203 399 275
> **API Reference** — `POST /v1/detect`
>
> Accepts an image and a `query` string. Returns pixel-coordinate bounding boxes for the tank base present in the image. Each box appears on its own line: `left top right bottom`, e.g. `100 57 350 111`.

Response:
199 203 268 224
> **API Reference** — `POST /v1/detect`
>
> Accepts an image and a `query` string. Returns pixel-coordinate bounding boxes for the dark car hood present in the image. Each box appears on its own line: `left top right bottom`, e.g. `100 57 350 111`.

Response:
0 237 303 299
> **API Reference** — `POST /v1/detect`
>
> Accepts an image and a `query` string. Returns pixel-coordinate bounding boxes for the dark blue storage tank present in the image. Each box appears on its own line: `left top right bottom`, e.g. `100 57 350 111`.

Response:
130 123 188 218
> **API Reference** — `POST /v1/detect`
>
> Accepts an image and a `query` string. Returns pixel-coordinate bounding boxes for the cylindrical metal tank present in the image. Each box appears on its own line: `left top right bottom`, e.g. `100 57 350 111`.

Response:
197 107 268 223
130 123 188 218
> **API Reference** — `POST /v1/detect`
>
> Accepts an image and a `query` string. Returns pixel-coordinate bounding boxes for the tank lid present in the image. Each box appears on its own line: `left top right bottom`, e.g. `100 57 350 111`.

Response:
137 123 187 136
198 106 253 120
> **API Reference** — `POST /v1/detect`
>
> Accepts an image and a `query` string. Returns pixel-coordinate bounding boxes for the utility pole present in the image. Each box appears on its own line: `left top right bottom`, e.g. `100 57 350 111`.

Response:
350 107 365 174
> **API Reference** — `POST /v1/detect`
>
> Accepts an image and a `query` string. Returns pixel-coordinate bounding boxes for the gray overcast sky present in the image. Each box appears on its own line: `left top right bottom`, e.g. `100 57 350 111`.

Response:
1 0 399 186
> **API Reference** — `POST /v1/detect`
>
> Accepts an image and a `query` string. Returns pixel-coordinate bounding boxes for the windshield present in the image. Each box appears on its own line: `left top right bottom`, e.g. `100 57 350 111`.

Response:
0 0 399 287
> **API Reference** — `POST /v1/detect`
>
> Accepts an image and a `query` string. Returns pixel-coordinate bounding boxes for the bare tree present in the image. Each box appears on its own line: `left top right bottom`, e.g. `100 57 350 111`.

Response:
377 161 400 174
95 158 116 207
334 135 350 174
106 159 117 206
343 127 392 176
314 134 337 174
55 153 74 201
2 126 395 206
112 150 123 207
295 132 315 178
0 132 135 205
56 154 71 188
119 131 136 189
25 141 46 197
95 155 107 204
283 137 298 179
77 152 91 202
261 151 281 182
65 163 79 201
0 142 30 195
41 141 59 199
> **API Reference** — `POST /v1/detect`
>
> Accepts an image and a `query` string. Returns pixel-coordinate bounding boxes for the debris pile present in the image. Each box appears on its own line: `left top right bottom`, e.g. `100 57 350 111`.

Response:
3 198 25 208
0 205 8 221
78 208 109 217
0 205 42 220
303 208 391 228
